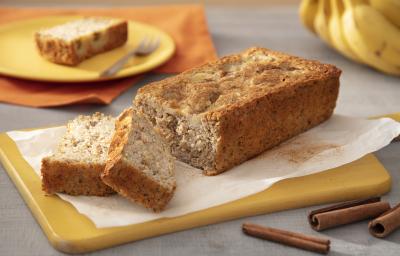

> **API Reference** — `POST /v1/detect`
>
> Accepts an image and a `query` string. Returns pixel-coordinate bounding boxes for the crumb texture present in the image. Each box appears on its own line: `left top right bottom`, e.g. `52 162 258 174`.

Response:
37 17 124 41
54 112 115 164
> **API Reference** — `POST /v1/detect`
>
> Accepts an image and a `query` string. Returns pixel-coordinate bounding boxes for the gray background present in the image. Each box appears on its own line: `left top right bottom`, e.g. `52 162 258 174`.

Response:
0 6 399 256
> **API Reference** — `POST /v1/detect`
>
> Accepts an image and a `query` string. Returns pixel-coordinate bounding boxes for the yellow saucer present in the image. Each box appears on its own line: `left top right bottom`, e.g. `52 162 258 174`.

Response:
0 16 175 82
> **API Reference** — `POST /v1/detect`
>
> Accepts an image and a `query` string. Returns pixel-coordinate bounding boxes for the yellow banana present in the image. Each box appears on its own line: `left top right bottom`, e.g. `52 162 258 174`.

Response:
370 0 400 28
299 0 319 34
352 3 400 68
341 0 400 75
328 0 362 62
313 0 333 45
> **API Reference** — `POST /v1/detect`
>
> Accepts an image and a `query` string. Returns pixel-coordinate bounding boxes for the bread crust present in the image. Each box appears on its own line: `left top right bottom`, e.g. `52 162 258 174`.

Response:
136 47 341 175
101 108 176 212
206 49 341 175
205 76 339 175
35 20 127 66
41 157 115 196
102 160 176 212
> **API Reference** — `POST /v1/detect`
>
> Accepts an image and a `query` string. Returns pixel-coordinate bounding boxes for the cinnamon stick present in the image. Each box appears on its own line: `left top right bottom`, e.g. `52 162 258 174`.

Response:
242 223 330 254
369 203 400 238
308 197 390 231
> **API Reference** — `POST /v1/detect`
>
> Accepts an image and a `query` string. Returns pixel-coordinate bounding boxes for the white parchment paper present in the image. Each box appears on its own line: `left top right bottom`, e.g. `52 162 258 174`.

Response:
7 115 400 228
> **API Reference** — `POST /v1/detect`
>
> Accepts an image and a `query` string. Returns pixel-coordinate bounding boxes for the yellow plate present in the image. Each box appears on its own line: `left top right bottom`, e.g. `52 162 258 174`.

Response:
0 113 398 253
0 16 175 82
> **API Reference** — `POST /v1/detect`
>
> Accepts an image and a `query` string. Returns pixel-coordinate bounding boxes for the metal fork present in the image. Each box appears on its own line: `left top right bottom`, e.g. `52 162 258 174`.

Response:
99 36 160 78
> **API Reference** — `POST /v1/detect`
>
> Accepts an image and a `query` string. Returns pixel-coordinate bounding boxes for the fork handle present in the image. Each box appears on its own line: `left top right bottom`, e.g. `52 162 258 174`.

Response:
99 50 138 77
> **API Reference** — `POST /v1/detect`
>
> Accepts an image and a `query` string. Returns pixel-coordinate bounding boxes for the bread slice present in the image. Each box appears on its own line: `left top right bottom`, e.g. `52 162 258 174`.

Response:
101 107 176 212
35 17 127 66
134 47 341 175
41 112 115 196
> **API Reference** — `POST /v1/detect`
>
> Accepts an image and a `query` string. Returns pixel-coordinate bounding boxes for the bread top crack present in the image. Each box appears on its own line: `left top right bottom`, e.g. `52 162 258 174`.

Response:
136 47 341 117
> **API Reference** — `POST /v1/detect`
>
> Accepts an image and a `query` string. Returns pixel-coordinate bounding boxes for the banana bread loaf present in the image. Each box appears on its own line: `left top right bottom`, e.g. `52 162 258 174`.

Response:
101 108 176 212
135 47 341 175
35 17 127 66
41 112 115 196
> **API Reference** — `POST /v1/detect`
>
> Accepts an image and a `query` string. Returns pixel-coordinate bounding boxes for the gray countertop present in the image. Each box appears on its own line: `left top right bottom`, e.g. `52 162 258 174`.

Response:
0 6 399 256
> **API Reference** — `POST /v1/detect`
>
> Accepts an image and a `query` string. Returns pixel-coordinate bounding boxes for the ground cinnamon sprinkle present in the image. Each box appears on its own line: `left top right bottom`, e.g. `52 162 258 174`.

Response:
279 143 340 164
272 135 341 164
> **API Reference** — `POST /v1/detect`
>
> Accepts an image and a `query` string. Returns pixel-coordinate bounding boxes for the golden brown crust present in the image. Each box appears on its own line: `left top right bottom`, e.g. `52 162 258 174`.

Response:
35 20 127 66
35 34 78 65
41 157 115 196
102 160 176 212
136 47 341 175
137 47 341 115
101 108 176 212
207 76 339 175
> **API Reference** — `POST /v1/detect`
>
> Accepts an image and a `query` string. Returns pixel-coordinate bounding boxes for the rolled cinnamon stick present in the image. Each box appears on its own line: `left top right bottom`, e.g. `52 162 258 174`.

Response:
308 197 390 231
369 203 400 238
242 223 330 254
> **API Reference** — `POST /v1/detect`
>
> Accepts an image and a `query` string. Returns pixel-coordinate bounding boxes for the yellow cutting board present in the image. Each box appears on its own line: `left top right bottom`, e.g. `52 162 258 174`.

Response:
0 113 398 254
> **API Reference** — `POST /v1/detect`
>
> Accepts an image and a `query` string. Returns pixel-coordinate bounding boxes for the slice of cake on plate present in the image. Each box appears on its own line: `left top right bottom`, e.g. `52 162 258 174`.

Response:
35 17 127 66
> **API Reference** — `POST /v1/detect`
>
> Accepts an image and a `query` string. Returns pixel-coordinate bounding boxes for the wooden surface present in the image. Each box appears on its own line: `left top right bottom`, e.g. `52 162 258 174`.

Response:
0 5 400 256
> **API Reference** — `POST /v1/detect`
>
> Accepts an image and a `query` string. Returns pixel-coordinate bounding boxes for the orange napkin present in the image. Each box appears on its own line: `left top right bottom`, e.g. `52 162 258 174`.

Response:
0 5 217 107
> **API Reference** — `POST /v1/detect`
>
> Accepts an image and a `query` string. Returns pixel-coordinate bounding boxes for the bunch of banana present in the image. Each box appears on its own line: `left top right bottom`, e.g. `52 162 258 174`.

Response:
299 0 400 76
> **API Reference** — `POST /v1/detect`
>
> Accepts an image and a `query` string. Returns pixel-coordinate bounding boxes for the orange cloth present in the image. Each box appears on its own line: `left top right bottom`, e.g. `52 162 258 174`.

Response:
0 5 217 107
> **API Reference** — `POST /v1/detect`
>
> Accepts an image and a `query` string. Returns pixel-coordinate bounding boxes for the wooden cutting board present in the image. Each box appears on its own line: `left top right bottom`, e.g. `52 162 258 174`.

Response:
0 113 398 253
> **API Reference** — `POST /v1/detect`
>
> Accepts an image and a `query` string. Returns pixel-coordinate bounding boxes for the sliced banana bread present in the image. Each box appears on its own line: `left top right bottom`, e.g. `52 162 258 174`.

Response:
41 112 115 196
101 108 176 212
35 17 127 66
135 47 341 175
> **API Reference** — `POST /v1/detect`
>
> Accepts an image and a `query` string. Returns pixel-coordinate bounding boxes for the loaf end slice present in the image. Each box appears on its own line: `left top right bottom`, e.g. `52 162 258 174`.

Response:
41 112 115 196
101 107 176 212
